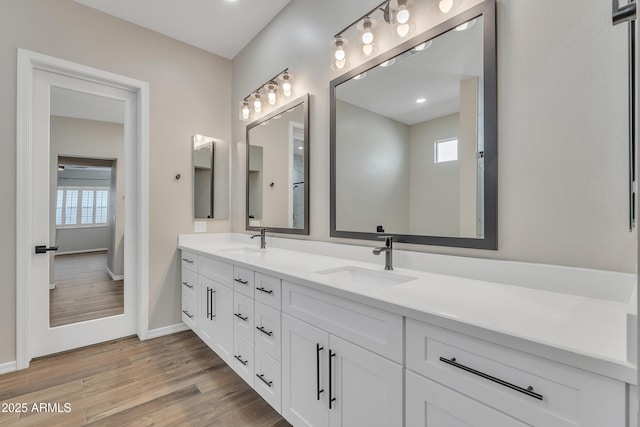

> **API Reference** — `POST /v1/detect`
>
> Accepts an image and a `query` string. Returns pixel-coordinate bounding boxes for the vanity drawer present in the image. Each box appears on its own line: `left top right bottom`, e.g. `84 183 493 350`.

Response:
199 256 233 287
233 266 254 297
232 333 254 387
181 268 197 298
254 302 281 361
254 346 281 413
282 281 403 363
406 319 626 427
254 272 281 310
233 292 254 343
181 289 197 328
181 251 197 272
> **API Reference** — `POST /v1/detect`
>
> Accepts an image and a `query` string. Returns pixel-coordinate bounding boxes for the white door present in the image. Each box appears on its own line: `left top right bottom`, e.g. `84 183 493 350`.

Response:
31 69 137 358
406 370 529 427
213 281 234 366
282 313 329 427
328 335 403 427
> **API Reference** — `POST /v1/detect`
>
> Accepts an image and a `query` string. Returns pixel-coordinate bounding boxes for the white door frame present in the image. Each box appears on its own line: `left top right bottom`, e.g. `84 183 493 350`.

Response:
16 48 150 369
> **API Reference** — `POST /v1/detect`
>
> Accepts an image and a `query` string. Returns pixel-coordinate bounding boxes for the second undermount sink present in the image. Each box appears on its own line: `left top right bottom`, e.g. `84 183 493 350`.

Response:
316 266 417 289
220 247 264 255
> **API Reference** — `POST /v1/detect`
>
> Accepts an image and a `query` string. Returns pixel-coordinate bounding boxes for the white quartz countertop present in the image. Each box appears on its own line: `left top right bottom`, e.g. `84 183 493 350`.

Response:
178 237 637 384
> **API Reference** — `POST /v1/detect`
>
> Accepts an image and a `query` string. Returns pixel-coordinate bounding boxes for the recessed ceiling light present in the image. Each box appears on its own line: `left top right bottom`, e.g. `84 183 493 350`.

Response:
416 98 427 104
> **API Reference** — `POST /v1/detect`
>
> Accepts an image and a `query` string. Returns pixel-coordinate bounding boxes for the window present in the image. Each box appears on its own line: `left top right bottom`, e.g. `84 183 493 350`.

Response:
434 138 458 163
56 186 109 228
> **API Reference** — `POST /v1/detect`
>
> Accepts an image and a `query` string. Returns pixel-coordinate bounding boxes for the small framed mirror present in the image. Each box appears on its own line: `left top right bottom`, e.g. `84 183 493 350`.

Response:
330 0 496 249
193 135 228 219
246 94 310 235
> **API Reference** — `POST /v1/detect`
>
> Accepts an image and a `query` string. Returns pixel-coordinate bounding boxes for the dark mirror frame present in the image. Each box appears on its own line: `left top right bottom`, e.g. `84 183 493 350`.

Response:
246 93 310 235
330 0 497 249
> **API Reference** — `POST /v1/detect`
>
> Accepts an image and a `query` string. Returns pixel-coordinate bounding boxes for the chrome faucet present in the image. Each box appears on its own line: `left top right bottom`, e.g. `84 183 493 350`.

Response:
373 236 393 270
250 228 267 249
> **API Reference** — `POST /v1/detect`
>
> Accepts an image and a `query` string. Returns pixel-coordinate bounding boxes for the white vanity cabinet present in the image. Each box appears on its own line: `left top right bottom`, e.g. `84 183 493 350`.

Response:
405 319 626 427
281 282 403 427
180 251 198 329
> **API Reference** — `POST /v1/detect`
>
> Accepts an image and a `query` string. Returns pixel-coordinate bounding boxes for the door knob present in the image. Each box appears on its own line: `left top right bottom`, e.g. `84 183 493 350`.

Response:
35 245 58 254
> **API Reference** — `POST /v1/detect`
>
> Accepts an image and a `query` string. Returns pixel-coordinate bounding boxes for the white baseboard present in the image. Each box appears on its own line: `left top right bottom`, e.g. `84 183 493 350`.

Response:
55 248 108 256
49 282 56 290
145 323 189 340
106 267 124 281
0 361 17 375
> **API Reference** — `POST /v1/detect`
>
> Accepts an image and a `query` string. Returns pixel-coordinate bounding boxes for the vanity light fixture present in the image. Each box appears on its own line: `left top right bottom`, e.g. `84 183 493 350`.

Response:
394 0 414 37
239 68 293 121
433 0 461 14
332 36 348 70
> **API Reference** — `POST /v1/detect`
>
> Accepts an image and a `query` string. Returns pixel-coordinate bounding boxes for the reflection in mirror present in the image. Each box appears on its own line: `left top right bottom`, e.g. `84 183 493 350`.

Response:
331 1 496 249
192 135 229 219
246 94 309 235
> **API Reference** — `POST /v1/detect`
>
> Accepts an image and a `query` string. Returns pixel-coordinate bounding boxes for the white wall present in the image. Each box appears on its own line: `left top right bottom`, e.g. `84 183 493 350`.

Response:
0 0 232 365
232 0 635 273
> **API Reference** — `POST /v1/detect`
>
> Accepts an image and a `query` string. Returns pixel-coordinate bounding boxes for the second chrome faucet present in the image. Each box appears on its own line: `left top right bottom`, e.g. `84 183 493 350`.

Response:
250 228 267 249
373 236 393 270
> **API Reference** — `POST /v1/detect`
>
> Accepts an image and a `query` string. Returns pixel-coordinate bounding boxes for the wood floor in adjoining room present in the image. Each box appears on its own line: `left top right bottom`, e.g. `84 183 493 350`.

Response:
0 331 291 427
50 252 124 327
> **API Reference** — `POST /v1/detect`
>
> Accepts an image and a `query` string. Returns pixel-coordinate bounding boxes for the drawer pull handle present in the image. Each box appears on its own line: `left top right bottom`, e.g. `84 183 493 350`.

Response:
182 258 194 264
234 355 248 366
256 373 273 387
182 310 194 319
182 281 193 289
234 313 248 322
256 326 273 337
439 357 543 401
234 278 249 285
256 286 274 294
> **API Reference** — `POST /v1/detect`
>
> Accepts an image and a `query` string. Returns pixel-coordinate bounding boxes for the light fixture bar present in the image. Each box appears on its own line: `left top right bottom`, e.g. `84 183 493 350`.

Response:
243 68 289 101
334 0 390 38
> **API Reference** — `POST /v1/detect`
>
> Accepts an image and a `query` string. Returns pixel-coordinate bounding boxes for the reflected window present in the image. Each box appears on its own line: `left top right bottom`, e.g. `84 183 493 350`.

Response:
434 138 458 163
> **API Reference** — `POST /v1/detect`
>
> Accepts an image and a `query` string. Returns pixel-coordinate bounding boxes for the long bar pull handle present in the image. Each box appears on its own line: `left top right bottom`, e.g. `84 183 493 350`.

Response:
234 313 248 322
182 310 194 319
316 344 324 400
329 350 337 409
234 278 249 285
256 286 274 294
206 287 211 319
256 373 273 388
234 355 248 366
182 281 193 289
256 326 273 337
439 357 543 401
209 288 216 319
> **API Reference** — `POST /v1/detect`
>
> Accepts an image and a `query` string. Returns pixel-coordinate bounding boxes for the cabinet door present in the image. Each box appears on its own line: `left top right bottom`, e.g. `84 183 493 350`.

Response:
328 335 402 427
198 275 216 346
282 314 329 427
213 282 234 366
406 370 528 427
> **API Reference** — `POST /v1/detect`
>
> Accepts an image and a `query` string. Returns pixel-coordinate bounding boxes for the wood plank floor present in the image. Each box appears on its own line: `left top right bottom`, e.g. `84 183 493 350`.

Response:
50 252 124 327
0 331 291 426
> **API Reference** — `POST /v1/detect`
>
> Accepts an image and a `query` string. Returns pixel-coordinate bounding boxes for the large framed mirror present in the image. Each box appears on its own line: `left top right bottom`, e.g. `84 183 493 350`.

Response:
330 0 496 249
246 94 310 235
193 135 229 219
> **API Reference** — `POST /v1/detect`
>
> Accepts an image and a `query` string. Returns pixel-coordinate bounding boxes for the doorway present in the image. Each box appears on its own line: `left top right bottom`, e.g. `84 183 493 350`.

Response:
16 49 150 368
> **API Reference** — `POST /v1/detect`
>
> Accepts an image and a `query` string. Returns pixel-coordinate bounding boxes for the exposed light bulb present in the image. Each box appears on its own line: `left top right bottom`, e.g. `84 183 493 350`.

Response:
362 44 373 56
361 18 374 44
335 45 345 61
267 83 277 105
253 93 262 113
335 59 346 69
439 0 453 13
396 23 410 37
281 74 292 97
396 5 410 24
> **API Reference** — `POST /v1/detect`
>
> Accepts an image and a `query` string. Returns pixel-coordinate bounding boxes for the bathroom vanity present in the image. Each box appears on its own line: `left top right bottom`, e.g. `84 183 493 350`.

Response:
178 233 636 427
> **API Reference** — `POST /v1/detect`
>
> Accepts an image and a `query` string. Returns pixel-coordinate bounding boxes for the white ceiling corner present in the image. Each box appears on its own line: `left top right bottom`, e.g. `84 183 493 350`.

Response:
74 0 292 59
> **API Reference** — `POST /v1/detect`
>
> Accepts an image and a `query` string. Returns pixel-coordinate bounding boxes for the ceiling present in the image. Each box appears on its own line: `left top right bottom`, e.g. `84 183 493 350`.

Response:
74 0 291 59
51 86 125 124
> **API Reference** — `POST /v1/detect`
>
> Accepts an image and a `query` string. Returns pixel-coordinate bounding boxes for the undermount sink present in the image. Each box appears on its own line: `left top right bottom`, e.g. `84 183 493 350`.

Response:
220 247 263 255
316 266 417 288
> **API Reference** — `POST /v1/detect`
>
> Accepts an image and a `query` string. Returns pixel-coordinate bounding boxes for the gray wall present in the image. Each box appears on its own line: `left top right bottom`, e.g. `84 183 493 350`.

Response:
231 0 635 273
1 0 232 365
